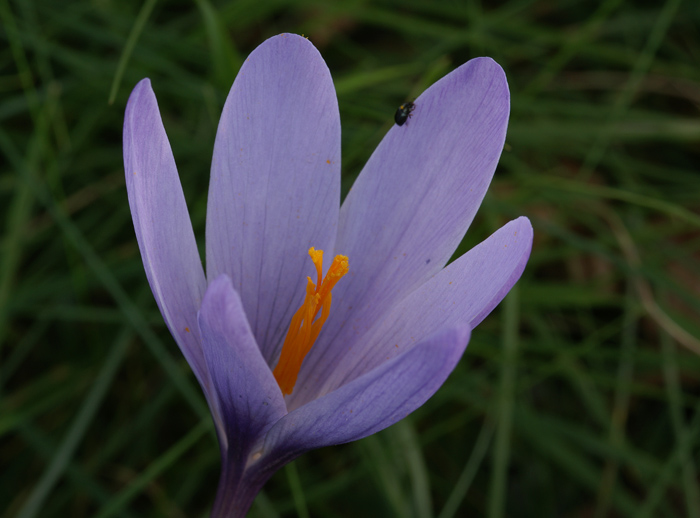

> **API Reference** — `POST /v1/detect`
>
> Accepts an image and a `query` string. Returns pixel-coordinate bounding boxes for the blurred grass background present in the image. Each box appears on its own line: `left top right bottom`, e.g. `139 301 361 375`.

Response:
1 0 699 516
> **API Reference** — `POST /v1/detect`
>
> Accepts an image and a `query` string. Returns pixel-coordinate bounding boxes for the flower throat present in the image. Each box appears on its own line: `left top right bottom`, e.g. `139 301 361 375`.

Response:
273 248 349 395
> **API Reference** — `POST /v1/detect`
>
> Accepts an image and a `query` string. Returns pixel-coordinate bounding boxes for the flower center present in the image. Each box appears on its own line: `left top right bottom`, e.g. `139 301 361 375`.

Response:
273 248 349 395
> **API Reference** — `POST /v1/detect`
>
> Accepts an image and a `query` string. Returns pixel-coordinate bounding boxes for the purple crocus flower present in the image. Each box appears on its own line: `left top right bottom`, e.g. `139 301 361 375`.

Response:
123 33 532 517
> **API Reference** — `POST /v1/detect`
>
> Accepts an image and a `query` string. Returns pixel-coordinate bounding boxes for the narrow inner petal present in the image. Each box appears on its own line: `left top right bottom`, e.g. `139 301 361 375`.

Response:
273 248 349 395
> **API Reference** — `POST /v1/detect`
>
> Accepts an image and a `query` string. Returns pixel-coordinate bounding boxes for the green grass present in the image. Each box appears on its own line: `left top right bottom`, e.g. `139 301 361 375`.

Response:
2 0 699 516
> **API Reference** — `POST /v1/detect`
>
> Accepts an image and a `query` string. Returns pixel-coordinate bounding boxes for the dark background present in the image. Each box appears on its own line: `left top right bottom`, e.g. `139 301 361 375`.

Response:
2 0 700 516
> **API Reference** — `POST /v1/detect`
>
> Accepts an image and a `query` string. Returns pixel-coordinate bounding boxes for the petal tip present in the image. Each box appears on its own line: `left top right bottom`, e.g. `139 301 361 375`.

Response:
127 78 153 106
135 77 152 88
514 216 535 250
514 215 534 233
456 324 472 345
468 56 505 77
436 325 472 360
124 79 158 135
463 56 509 100
201 273 236 311
257 32 321 57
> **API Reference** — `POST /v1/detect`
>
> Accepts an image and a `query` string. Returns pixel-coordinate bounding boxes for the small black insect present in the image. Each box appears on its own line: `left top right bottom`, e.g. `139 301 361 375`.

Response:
394 101 415 126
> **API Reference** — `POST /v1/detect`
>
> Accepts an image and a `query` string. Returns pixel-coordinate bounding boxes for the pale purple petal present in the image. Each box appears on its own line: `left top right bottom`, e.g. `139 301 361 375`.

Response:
197 275 287 456
315 217 533 397
295 57 510 400
258 326 470 466
123 79 212 403
206 33 341 365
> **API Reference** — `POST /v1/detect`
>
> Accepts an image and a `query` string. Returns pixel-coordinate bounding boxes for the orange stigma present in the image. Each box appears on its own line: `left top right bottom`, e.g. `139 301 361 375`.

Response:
273 248 349 395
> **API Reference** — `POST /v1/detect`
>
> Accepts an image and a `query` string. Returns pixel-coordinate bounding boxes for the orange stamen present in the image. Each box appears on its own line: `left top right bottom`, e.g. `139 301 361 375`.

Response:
273 248 349 395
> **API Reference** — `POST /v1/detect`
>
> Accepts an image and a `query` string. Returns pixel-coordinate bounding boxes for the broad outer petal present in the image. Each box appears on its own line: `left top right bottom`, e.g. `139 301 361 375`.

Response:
257 326 470 468
297 57 510 399
123 79 212 404
206 33 341 365
316 217 533 397
197 275 287 458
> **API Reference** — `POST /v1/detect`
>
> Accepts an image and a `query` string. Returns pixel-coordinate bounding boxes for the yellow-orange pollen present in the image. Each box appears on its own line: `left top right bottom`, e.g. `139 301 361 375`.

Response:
273 248 349 396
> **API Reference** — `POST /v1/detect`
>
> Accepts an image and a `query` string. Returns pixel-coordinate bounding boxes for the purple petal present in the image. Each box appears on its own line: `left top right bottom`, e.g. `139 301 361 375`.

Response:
206 33 341 365
316 217 533 396
123 79 212 403
197 275 287 456
259 326 469 465
295 57 510 401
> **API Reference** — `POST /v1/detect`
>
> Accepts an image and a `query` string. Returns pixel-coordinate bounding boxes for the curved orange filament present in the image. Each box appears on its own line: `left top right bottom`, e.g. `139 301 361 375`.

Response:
273 248 349 395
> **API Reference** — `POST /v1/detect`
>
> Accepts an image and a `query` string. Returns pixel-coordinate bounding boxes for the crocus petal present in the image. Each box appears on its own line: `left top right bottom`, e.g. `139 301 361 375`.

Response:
258 326 470 468
123 79 212 405
297 57 509 399
197 275 287 456
317 217 533 396
206 33 341 365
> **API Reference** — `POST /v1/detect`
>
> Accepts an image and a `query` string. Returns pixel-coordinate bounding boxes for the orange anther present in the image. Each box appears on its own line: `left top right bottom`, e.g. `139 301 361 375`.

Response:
273 248 349 395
